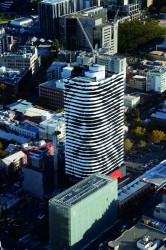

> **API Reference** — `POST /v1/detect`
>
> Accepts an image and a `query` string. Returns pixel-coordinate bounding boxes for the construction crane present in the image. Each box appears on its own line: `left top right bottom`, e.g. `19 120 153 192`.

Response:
76 16 95 54
113 8 119 24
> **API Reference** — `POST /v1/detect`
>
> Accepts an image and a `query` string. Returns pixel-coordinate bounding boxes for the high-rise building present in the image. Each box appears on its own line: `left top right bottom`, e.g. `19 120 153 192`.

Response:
77 0 100 10
64 64 124 178
38 0 77 38
59 6 118 54
49 174 118 250
0 28 8 54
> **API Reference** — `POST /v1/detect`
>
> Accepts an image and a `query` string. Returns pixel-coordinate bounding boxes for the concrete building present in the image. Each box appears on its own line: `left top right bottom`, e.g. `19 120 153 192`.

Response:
101 0 140 17
22 156 53 199
60 6 118 54
0 46 40 75
0 151 27 175
77 0 100 10
128 75 147 91
39 113 65 141
151 108 166 123
8 121 39 139
64 64 124 178
108 222 166 250
154 202 166 222
46 61 67 81
10 17 33 27
0 66 28 100
124 94 140 109
146 69 166 94
49 174 118 250
0 28 8 54
38 0 77 38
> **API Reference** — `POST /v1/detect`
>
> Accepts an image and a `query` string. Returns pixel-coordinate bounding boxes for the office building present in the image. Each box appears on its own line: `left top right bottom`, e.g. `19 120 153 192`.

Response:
77 0 100 10
124 94 140 109
0 46 39 75
60 6 118 54
39 79 64 110
64 64 124 178
0 28 8 54
46 61 67 81
49 174 118 250
128 75 147 91
38 0 77 38
146 69 166 94
101 0 140 19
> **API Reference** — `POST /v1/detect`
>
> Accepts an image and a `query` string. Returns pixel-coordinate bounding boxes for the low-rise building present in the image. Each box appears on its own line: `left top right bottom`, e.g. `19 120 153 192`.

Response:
0 193 20 215
128 75 147 91
0 66 29 100
9 120 39 139
148 50 166 61
124 94 140 109
46 62 67 81
0 46 40 75
0 150 27 175
151 108 166 122
154 202 166 222
39 113 65 141
146 68 166 94
10 17 33 27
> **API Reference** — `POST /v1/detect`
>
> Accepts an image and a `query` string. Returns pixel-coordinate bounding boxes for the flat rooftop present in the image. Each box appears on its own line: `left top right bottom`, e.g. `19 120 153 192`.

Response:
108 222 166 250
142 160 166 186
50 174 115 207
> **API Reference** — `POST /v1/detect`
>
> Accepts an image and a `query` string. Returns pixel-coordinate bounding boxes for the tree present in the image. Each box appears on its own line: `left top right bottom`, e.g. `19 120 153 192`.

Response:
138 140 147 149
52 39 61 51
118 20 166 54
131 118 142 128
56 108 64 113
132 108 140 119
0 142 3 150
131 126 146 139
124 138 133 152
0 150 6 159
150 130 166 143
0 83 8 104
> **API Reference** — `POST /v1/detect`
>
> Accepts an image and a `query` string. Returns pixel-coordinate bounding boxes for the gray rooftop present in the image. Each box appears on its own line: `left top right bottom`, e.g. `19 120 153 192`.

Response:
50 174 115 207
108 222 166 250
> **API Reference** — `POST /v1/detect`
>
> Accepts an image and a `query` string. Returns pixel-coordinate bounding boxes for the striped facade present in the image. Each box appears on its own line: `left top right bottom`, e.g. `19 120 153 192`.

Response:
64 65 124 178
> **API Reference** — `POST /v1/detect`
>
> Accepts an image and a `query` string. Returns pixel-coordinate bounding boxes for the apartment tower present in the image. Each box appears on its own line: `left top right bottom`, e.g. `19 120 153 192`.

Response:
64 64 124 178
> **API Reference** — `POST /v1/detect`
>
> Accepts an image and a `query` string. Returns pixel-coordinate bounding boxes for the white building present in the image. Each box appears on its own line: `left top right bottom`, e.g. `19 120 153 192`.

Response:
64 64 124 178
124 94 140 109
39 114 65 140
10 17 33 27
154 202 166 222
0 151 27 174
0 46 39 75
146 69 166 94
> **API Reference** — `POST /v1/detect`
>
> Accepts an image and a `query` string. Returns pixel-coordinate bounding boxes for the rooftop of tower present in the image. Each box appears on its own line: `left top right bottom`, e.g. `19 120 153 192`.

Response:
50 174 116 207
41 0 72 3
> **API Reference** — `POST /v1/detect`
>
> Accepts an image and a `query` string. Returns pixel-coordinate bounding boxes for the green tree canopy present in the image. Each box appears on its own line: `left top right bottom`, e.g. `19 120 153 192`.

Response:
138 140 147 149
124 138 133 152
131 126 146 139
150 130 166 143
118 20 166 53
